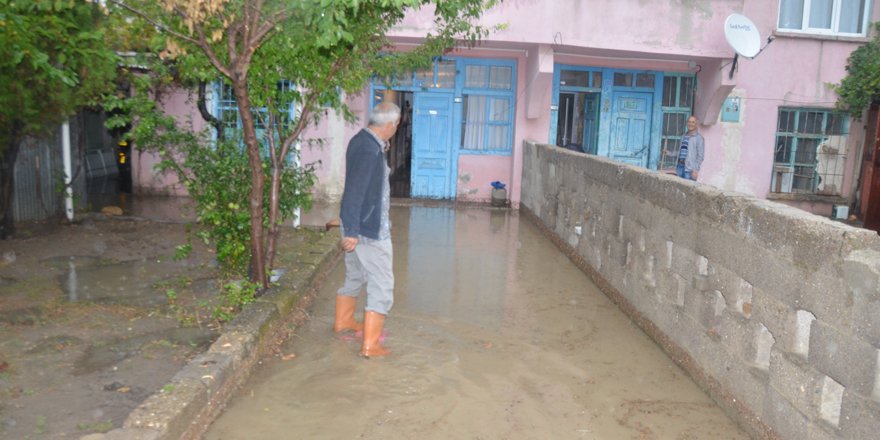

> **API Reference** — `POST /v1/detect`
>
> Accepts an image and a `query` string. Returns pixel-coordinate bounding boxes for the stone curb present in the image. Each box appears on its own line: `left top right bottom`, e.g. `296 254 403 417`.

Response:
81 230 342 440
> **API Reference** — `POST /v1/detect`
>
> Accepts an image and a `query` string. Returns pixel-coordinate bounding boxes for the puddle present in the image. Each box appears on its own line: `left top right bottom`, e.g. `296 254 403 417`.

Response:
57 258 203 307
0 306 43 326
42 255 108 271
74 327 219 375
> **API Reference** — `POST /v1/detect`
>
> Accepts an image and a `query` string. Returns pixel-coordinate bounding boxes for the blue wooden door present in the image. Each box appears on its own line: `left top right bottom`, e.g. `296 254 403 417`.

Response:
411 93 454 198
609 92 653 167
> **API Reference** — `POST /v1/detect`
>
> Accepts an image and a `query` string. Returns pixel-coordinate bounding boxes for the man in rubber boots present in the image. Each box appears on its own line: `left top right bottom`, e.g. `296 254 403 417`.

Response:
335 101 400 358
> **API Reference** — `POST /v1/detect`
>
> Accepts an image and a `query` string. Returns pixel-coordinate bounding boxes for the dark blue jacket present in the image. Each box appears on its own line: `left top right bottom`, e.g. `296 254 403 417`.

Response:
340 129 386 239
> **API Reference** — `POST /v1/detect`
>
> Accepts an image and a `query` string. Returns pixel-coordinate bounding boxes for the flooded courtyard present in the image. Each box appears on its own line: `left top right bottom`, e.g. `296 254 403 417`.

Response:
205 204 749 439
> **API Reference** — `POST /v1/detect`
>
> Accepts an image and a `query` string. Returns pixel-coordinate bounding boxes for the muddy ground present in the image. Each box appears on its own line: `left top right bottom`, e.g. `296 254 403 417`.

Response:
0 214 326 440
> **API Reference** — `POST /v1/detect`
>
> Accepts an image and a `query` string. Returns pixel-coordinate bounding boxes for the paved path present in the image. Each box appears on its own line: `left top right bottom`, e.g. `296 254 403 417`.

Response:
205 204 749 439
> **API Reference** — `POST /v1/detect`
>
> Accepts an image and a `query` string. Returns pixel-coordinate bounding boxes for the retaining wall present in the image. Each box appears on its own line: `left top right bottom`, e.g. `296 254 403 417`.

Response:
521 141 880 440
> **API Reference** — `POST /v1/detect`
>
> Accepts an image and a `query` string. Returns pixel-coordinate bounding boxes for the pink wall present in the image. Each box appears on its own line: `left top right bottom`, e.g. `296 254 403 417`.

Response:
457 155 514 203
398 0 740 58
300 93 371 202
699 0 879 201
390 0 878 215
134 88 207 196
145 0 879 217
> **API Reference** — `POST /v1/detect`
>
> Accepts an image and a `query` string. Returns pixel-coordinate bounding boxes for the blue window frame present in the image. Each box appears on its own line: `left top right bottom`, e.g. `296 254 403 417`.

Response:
373 57 457 92
213 80 296 147
553 66 603 153
370 57 516 156
459 59 516 154
660 74 696 170
773 108 849 194
212 80 298 166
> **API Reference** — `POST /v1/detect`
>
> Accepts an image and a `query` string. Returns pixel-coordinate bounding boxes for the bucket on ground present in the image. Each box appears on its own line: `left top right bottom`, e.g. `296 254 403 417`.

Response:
491 181 508 207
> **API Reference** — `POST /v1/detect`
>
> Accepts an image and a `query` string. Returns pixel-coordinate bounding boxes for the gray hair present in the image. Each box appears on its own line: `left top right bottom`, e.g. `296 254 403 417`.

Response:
368 102 401 127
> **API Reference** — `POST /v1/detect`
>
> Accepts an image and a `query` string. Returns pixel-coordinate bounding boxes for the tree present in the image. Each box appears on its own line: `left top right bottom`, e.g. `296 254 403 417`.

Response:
109 0 499 288
834 22 880 119
0 0 118 238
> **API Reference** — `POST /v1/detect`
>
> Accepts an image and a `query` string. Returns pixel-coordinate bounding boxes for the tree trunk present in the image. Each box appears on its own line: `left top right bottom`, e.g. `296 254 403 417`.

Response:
265 161 283 271
0 124 22 239
232 76 268 288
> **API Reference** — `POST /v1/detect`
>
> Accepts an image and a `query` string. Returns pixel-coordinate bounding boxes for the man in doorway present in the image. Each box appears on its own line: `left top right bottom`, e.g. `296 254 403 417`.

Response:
335 101 400 358
675 115 705 181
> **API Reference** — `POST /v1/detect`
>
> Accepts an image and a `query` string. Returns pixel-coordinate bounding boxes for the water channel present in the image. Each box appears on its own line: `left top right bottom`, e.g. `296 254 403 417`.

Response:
205 204 749 439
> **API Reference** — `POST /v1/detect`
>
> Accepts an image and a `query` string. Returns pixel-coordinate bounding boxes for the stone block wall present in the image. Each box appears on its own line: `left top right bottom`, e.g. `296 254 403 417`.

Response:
521 141 880 440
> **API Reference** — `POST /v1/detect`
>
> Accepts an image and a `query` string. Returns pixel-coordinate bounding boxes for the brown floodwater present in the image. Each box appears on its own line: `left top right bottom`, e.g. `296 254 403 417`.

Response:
204 204 749 440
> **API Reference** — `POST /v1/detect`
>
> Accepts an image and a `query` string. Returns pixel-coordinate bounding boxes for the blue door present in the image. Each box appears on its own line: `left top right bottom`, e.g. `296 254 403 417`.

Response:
411 93 454 198
609 92 653 167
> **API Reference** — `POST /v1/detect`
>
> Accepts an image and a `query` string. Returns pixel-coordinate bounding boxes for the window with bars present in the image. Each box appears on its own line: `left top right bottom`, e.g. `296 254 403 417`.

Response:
215 80 297 146
460 62 515 153
778 0 870 36
659 75 695 170
772 108 849 195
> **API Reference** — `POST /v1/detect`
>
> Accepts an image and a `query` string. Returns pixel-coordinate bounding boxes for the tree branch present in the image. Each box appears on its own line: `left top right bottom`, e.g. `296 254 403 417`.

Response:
109 1 201 48
191 21 233 78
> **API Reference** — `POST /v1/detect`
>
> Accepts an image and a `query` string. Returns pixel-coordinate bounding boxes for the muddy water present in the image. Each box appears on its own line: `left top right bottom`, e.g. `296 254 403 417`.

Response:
204 205 748 440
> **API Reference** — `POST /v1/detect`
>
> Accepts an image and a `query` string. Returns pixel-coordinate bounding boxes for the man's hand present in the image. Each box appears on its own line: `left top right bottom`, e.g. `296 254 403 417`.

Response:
691 170 699 180
341 236 359 252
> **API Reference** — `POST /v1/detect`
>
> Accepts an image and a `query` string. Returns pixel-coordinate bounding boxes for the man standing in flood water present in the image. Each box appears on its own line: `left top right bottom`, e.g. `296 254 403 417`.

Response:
334 101 400 358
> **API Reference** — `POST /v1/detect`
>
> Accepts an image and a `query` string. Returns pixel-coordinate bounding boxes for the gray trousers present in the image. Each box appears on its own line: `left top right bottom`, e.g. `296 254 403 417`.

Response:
338 237 394 315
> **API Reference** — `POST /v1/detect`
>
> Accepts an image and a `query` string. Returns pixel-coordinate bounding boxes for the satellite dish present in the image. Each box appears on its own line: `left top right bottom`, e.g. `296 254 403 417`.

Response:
724 13 761 58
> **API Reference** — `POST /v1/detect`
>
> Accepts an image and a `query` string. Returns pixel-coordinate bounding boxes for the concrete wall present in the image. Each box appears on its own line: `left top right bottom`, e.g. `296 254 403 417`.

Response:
521 141 880 440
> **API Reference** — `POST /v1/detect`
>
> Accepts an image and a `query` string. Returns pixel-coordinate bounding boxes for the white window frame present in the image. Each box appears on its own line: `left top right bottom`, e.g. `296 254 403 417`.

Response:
777 0 871 37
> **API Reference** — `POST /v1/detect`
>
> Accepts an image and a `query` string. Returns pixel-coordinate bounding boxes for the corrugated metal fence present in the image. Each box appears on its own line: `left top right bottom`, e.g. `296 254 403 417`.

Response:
12 111 113 222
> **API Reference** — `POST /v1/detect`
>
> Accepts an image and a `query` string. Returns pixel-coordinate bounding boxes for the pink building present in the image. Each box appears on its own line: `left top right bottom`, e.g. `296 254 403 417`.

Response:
138 0 880 218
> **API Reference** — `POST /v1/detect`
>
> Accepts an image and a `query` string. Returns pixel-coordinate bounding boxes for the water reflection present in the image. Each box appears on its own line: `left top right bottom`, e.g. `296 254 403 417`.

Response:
396 206 518 329
67 260 78 302
58 257 204 308
204 204 749 440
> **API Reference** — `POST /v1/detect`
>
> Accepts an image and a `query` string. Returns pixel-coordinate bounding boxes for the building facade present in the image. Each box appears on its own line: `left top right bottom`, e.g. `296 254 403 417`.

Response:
138 0 880 219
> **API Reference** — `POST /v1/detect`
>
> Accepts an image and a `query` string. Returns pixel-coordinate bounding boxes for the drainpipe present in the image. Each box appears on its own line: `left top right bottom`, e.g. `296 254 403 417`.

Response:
62 120 74 221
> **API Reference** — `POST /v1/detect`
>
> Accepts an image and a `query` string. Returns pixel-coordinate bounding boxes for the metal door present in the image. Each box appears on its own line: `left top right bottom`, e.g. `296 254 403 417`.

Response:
863 104 880 232
411 93 454 199
609 91 653 167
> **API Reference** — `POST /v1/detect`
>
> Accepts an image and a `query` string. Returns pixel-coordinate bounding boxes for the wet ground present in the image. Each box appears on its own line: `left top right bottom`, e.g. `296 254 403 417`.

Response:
205 204 750 440
0 195 332 439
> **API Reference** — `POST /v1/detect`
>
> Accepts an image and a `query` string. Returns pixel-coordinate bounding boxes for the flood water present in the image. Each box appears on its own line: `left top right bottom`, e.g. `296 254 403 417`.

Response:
204 204 749 440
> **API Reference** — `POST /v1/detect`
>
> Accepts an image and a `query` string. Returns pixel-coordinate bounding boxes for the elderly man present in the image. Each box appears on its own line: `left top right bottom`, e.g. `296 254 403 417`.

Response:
675 115 705 181
334 101 400 358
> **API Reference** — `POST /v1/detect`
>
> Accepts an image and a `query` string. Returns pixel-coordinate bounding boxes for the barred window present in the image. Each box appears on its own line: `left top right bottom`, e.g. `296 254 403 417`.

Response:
659 75 696 170
772 108 848 195
214 80 297 160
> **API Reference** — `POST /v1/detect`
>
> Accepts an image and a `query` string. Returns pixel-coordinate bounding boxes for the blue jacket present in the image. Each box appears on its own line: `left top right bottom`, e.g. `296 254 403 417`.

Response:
340 129 386 239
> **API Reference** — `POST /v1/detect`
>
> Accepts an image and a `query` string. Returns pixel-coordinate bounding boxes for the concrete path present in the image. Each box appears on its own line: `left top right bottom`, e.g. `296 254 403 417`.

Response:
204 204 749 439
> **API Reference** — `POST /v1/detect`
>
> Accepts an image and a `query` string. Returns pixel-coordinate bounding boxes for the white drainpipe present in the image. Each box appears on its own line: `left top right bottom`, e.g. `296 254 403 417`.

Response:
62 120 74 221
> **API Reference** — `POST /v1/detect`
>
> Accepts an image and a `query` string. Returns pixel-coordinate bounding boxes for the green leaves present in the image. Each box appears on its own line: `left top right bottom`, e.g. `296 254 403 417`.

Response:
0 0 118 150
834 22 880 119
107 0 495 286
